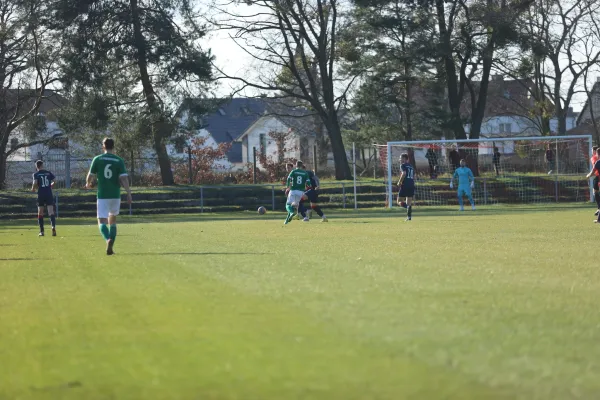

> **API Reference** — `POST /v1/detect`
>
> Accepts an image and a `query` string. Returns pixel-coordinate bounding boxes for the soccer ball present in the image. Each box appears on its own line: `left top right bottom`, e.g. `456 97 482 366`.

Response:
257 206 266 215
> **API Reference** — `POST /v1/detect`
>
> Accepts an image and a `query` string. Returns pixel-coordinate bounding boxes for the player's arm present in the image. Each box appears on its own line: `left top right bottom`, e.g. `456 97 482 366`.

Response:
119 175 132 204
49 172 56 188
468 168 475 188
586 162 600 178
118 160 132 204
586 161 598 179
397 170 406 187
86 158 97 189
31 178 38 192
450 170 457 188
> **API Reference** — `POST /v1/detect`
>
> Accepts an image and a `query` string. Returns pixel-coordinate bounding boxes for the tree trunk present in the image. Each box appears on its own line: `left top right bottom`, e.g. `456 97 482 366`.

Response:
404 68 413 142
130 0 174 185
0 147 7 190
314 117 328 169
435 0 467 140
325 115 352 179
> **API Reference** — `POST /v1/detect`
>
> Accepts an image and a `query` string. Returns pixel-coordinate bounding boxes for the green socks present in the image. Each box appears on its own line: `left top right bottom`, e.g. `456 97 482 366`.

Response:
109 224 117 243
284 204 296 224
99 224 110 241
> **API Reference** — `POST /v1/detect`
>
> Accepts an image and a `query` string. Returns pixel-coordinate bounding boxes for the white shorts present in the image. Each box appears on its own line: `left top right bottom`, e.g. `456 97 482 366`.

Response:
287 190 305 205
97 198 121 219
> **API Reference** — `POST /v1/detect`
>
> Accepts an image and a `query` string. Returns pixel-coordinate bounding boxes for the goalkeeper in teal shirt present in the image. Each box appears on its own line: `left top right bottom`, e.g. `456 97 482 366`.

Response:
450 159 476 211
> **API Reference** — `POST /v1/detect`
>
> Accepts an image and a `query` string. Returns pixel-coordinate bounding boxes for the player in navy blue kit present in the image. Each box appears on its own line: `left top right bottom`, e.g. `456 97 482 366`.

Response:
586 147 600 223
302 167 327 222
31 160 57 236
397 153 415 221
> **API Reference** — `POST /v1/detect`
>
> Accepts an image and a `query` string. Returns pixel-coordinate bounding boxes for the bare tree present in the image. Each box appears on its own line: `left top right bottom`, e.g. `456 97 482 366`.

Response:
0 0 63 189
583 69 600 144
514 0 600 136
208 0 356 179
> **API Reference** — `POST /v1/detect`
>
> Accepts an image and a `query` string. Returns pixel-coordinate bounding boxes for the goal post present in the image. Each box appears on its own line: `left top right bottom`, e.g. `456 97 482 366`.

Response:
378 135 594 209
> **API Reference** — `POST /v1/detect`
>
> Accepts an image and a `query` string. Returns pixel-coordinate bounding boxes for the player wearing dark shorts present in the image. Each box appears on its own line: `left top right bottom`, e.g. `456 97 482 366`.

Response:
31 160 57 236
302 168 327 222
586 147 600 223
397 153 415 221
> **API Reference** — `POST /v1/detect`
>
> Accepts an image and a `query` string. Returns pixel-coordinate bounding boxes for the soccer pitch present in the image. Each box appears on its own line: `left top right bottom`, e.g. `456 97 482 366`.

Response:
1 205 599 399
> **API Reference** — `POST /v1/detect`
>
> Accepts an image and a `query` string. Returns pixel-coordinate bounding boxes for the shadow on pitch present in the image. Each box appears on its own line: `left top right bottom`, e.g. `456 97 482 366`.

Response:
124 252 269 256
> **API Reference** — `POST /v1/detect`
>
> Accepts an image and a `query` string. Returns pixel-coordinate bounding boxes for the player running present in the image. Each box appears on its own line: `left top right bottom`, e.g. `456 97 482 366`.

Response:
85 138 132 255
591 146 600 216
301 167 327 222
450 159 475 211
397 153 414 221
31 160 57 237
284 160 311 225
586 147 600 223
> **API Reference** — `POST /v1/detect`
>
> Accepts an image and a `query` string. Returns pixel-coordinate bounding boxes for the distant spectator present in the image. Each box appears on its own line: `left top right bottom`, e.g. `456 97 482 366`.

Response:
545 144 554 174
425 145 438 178
492 147 501 176
449 146 460 173
223 174 238 184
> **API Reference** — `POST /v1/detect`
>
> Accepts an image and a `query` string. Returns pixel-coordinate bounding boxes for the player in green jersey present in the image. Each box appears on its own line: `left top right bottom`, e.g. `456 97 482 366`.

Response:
85 138 132 255
284 160 311 225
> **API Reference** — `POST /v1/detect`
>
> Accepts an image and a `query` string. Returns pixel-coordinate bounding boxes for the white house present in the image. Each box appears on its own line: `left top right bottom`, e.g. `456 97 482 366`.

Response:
236 107 317 167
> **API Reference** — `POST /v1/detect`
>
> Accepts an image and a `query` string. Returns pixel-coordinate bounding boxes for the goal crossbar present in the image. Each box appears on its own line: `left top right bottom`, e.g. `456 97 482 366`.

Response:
382 135 594 209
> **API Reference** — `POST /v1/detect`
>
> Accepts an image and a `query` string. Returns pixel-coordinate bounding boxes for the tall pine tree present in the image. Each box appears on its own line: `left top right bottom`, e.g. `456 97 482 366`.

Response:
47 0 214 185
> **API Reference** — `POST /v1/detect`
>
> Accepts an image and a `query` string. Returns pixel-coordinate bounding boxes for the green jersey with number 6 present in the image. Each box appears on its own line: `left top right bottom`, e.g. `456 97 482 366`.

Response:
287 168 311 191
89 154 128 199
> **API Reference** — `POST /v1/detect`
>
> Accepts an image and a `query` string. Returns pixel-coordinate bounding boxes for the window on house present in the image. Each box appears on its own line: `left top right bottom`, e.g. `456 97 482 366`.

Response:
499 123 512 134
48 138 68 150
259 134 267 157
10 138 18 150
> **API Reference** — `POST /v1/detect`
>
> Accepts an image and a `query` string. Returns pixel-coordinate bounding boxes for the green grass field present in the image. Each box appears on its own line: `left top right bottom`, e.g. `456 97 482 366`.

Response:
1 205 599 399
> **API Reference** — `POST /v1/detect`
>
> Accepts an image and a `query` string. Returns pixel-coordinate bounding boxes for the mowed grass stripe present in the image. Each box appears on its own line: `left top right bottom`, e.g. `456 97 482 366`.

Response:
1 207 599 399
0 220 507 400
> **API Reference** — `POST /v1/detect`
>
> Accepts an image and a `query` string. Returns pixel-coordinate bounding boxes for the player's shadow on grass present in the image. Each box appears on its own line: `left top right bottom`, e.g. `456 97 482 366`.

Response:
125 252 269 256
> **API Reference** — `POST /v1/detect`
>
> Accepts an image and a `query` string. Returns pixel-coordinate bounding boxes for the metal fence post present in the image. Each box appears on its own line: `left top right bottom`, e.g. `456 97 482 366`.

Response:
188 146 193 184
65 151 71 188
253 147 257 184
342 182 346 208
200 187 204 213
271 185 275 211
483 178 488 205
555 173 559 202
55 192 59 218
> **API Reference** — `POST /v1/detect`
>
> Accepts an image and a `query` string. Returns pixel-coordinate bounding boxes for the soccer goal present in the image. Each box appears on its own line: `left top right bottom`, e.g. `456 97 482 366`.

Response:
376 135 593 209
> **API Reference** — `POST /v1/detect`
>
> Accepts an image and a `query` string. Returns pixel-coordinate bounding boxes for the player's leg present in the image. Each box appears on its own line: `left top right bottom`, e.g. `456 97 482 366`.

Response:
37 204 45 236
106 199 121 255
405 196 413 221
97 199 111 245
594 178 600 215
457 188 465 211
284 191 298 224
465 188 475 210
47 205 57 236
297 196 307 220
307 190 326 221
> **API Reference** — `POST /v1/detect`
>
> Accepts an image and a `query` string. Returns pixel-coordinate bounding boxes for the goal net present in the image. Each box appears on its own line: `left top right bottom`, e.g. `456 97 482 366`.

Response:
376 135 593 208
